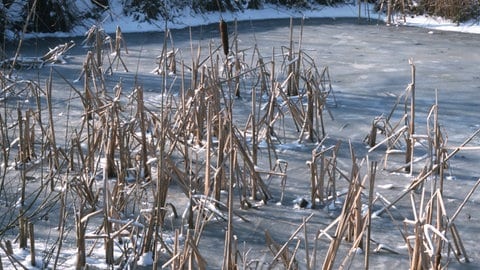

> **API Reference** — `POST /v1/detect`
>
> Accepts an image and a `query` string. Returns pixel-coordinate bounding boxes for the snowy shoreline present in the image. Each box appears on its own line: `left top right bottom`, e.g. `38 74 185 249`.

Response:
13 3 480 42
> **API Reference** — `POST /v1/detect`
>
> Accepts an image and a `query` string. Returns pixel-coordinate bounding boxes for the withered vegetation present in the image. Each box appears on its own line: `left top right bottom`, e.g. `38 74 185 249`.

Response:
0 17 479 270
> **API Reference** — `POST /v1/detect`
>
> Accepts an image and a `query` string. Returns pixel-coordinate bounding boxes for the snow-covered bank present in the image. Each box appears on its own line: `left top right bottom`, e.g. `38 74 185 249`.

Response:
97 3 480 35
16 2 480 42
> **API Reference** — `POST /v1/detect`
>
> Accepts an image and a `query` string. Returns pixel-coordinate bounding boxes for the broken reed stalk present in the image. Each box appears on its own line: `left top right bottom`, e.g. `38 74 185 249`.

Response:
232 128 272 201
308 140 331 208
153 23 172 265
204 101 212 196
450 177 480 225
75 203 87 270
103 105 117 179
190 30 201 90
401 155 476 267
46 69 60 191
0 108 9 193
433 192 445 268
214 114 226 202
264 83 277 169
195 71 207 145
287 17 296 96
449 223 469 262
16 106 34 166
234 20 241 97
377 128 480 216
327 141 341 204
140 136 155 252
346 141 364 248
28 222 35 266
405 59 415 172
307 152 319 208
136 86 150 181
167 206 208 268
53 175 69 269
339 206 370 269
303 74 314 142
105 26 128 74
251 80 258 168
304 216 311 270
223 28 236 268
265 228 293 267
175 229 206 269
82 52 95 172
17 107 26 210
102 165 114 265
95 26 102 68
364 161 377 269
322 154 365 270
19 217 27 249
269 213 314 267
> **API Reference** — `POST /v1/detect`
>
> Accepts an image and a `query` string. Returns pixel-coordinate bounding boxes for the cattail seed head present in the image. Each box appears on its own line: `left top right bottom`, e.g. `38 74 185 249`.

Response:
219 19 229 56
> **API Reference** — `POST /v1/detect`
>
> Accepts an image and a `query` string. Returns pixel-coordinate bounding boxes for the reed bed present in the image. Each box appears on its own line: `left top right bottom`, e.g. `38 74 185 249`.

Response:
0 18 478 270
366 59 480 269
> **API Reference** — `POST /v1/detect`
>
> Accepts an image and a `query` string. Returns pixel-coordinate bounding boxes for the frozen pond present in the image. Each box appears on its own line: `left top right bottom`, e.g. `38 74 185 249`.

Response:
2 17 480 269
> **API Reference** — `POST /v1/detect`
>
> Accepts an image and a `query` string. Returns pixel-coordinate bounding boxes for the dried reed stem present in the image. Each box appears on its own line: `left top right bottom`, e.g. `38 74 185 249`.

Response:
364 161 377 269
28 222 35 266
405 59 416 172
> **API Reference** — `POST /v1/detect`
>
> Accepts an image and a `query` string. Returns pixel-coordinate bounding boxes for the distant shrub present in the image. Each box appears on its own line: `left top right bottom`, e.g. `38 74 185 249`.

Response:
122 0 168 21
417 0 480 22
376 0 480 23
